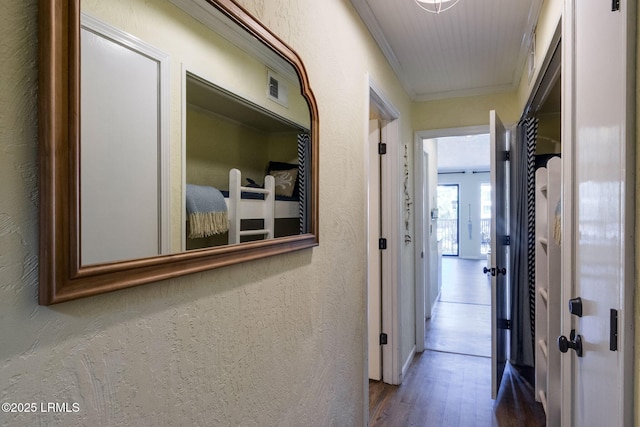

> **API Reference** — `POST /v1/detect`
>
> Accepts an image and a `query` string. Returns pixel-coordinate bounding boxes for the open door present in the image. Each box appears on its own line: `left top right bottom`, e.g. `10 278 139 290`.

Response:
561 0 634 424
489 110 509 399
413 147 429 354
368 82 402 385
368 119 382 381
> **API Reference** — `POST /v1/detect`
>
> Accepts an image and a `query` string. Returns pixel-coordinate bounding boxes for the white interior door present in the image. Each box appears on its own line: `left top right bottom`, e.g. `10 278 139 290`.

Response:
81 25 160 265
413 147 428 354
80 15 170 265
368 119 382 380
561 0 634 425
489 110 509 399
370 81 402 385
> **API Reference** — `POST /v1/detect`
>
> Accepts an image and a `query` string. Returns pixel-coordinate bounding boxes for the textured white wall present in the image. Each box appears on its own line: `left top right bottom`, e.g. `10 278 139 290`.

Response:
0 1 413 426
412 90 521 131
515 0 562 113
236 0 417 381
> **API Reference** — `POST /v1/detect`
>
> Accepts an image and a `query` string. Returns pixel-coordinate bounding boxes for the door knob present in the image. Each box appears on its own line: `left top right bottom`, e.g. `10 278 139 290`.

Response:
482 266 505 276
558 329 583 357
569 297 583 317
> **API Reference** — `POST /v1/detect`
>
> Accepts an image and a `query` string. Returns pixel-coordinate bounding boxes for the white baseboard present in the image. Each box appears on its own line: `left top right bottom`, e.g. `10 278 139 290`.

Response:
429 291 441 319
400 345 416 383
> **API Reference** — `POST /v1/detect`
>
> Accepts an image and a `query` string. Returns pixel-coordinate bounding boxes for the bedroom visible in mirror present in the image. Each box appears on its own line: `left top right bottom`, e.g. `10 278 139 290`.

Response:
184 72 311 251
38 0 318 304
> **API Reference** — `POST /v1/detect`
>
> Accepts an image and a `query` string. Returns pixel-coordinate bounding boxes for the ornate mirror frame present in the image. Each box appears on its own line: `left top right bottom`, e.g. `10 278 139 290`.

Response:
39 0 319 305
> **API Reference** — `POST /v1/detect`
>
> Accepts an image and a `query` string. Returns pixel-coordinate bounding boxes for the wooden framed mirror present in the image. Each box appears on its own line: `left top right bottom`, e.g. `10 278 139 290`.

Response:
39 0 319 304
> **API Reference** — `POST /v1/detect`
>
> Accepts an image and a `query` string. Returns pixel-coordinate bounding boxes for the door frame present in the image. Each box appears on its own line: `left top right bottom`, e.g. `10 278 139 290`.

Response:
560 4 574 423
520 17 561 422
414 125 488 352
367 119 382 381
367 76 403 385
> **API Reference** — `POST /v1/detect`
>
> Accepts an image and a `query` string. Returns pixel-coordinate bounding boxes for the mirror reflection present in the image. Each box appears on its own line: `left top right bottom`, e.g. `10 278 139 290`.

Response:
185 73 310 250
79 0 312 266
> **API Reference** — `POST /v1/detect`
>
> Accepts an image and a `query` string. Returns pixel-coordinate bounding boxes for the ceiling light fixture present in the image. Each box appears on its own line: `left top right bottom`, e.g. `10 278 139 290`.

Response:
415 0 460 14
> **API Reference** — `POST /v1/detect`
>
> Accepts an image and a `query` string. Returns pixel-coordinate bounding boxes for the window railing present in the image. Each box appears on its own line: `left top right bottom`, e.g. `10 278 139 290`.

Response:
437 218 458 256
437 218 491 256
480 218 491 254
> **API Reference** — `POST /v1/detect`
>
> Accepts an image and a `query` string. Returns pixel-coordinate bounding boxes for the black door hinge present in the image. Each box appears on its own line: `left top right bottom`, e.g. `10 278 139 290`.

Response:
379 238 387 250
610 309 618 351
504 150 511 161
380 333 388 345
612 0 620 11
378 142 387 155
501 235 510 246
497 319 511 330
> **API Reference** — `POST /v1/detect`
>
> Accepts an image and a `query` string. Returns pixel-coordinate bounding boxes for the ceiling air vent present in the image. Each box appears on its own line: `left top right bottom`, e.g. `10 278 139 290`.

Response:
269 76 279 98
267 70 288 108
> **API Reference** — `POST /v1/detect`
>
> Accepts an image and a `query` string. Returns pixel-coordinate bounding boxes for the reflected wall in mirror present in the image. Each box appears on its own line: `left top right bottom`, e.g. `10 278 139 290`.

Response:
39 0 318 304
184 73 311 250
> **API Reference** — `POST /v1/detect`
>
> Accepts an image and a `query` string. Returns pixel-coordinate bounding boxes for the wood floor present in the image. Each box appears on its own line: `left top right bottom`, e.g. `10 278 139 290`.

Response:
369 257 545 426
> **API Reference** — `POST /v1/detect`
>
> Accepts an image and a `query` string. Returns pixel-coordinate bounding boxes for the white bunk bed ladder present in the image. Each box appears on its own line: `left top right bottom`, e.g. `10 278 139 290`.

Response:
534 156 561 425
228 168 275 244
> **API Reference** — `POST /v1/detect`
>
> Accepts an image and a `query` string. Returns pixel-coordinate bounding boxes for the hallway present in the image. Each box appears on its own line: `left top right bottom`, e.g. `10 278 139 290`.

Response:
369 258 545 426
425 258 491 358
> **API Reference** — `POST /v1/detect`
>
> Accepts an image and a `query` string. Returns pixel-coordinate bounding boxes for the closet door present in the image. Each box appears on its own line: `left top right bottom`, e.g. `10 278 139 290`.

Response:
562 0 634 424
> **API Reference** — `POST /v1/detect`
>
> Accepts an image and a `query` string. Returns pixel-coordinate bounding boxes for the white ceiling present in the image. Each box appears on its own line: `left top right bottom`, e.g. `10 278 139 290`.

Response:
436 133 490 172
350 0 543 101
187 74 306 133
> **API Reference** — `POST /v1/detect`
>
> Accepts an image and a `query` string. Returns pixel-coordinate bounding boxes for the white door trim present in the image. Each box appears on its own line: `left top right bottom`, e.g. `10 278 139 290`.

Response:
560 2 575 424
414 126 489 349
368 76 403 385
